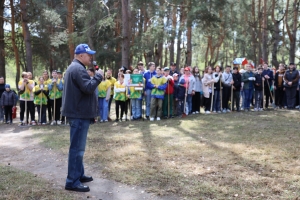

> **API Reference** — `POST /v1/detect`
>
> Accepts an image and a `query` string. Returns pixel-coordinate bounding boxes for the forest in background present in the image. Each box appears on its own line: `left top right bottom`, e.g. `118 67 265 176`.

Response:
0 0 300 88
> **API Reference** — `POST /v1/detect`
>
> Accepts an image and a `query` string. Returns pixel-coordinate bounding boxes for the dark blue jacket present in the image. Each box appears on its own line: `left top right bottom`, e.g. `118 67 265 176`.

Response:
262 69 273 88
61 59 102 118
254 73 263 91
173 80 179 99
1 90 17 106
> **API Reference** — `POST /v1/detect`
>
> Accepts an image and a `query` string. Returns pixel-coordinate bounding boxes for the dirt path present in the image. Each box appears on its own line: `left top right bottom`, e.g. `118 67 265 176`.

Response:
0 124 178 200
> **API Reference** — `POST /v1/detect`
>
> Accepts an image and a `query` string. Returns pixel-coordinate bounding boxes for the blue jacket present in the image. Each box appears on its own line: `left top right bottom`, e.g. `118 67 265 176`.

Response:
174 79 186 100
143 70 157 90
173 80 179 99
61 59 102 119
262 69 273 87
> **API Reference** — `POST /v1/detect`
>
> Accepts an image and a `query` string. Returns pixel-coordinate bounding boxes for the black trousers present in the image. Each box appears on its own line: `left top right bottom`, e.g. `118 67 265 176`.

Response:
233 90 240 111
36 105 47 123
20 100 35 122
49 98 62 121
275 87 284 107
125 99 130 115
115 100 125 119
263 85 273 108
204 93 212 111
285 86 297 109
4 105 13 123
192 92 201 112
47 96 52 122
222 87 231 109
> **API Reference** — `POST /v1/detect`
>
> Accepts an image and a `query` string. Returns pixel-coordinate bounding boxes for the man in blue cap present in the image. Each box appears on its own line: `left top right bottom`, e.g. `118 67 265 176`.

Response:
62 44 103 192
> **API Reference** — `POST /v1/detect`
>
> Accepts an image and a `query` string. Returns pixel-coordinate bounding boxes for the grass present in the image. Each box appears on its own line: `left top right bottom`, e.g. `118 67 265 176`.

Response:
0 165 79 200
31 109 300 199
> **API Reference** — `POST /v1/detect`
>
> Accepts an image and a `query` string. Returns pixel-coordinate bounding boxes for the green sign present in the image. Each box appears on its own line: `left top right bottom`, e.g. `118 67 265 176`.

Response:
130 74 143 85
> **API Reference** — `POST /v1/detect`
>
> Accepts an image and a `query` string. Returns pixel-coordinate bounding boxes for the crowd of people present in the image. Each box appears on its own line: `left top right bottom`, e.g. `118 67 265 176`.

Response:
0 61 299 125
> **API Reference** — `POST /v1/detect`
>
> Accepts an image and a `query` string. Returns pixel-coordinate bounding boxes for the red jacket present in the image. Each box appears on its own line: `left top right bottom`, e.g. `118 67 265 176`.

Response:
165 77 174 94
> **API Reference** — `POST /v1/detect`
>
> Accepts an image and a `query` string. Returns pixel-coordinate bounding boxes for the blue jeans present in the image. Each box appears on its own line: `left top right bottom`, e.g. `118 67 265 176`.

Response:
131 99 141 118
98 97 108 120
240 90 245 109
66 118 91 188
187 94 192 114
108 96 113 112
213 90 221 111
145 89 152 116
244 89 253 109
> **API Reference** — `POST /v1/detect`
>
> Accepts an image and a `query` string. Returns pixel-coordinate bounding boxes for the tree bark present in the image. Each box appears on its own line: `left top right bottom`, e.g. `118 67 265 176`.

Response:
0 0 5 78
285 0 299 63
121 0 131 68
186 26 192 66
66 0 74 63
10 0 21 88
20 0 33 74
262 0 268 62
169 6 177 67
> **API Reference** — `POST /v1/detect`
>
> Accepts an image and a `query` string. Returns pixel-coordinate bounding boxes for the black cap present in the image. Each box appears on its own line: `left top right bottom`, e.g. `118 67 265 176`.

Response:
170 62 176 66
290 62 295 65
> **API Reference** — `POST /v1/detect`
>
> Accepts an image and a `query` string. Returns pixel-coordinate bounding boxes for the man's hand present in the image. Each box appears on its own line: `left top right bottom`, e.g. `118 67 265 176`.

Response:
274 86 276 90
288 82 292 86
192 91 195 95
230 80 234 85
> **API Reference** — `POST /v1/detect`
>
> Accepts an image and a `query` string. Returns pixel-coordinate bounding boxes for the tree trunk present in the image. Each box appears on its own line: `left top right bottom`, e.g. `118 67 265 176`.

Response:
262 0 268 62
169 6 177 67
285 0 299 63
66 0 74 63
251 0 257 65
121 0 131 68
271 0 282 69
176 5 185 69
0 0 5 78
20 0 33 74
186 26 192 66
10 0 21 88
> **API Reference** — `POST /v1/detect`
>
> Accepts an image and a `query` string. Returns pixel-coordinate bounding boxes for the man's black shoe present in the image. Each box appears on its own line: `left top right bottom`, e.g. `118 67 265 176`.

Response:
65 184 90 192
146 116 149 120
80 175 93 183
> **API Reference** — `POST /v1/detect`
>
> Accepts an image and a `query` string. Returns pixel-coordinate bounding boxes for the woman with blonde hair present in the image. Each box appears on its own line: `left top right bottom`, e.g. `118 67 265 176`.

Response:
202 66 215 114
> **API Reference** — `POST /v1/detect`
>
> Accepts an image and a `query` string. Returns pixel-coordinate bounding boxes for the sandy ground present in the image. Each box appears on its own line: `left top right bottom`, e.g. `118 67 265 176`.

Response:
0 124 178 200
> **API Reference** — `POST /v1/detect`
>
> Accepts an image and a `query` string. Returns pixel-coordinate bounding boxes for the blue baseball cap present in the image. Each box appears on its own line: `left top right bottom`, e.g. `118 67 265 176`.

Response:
74 44 96 55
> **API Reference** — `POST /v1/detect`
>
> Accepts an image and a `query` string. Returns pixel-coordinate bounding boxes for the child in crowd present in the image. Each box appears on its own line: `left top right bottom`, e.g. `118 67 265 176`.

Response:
179 67 196 115
148 67 167 121
175 79 186 116
1 84 16 124
18 72 35 126
114 74 126 122
34 77 49 125
162 67 174 118
212 66 222 113
254 67 264 111
48 70 63 125
221 65 233 113
128 68 144 120
192 66 202 114
172 73 179 116
202 66 214 114
98 71 111 122
232 67 242 111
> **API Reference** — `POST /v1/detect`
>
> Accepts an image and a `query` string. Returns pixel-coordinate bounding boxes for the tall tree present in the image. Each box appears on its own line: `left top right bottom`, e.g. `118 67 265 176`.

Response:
20 0 33 74
262 0 268 63
66 0 74 62
285 0 299 63
121 0 131 68
9 0 20 88
0 0 5 78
